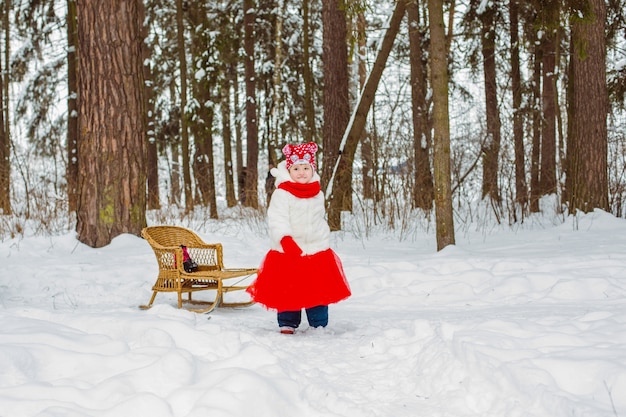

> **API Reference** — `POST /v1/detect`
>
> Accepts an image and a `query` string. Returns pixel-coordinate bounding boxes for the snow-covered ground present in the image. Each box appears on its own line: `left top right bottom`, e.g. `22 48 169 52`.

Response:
1 209 625 417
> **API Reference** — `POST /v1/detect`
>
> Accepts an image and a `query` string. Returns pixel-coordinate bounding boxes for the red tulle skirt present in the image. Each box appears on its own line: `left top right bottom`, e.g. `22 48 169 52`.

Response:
247 249 351 312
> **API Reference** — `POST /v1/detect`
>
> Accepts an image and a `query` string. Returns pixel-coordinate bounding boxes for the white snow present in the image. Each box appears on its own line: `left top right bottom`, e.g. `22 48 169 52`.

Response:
1 209 625 417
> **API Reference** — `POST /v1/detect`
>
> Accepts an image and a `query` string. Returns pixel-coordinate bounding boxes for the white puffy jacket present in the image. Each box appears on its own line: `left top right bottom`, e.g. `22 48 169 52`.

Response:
267 161 330 255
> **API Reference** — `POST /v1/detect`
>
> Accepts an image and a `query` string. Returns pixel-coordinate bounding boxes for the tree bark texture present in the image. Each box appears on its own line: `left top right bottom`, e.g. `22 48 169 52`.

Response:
0 48 9 215
66 0 79 213
76 0 147 248
530 37 542 212
169 137 181 205
221 77 237 208
1 0 11 215
566 0 608 213
539 0 559 196
428 0 455 250
191 106 217 219
479 2 502 202
243 0 259 209
321 0 350 194
408 0 434 211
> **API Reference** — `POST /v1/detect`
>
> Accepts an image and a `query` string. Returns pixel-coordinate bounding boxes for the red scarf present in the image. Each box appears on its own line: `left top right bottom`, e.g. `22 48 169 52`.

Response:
278 181 321 198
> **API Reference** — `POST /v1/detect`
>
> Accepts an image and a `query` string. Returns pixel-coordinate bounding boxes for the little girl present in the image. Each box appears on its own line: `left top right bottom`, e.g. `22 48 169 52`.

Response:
247 142 351 334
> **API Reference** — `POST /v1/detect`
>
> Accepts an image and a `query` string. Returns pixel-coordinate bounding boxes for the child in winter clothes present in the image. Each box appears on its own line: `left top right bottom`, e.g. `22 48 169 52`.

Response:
246 142 351 334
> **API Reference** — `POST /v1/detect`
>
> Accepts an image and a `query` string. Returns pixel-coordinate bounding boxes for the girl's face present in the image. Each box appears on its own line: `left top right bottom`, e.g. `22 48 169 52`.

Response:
288 163 314 184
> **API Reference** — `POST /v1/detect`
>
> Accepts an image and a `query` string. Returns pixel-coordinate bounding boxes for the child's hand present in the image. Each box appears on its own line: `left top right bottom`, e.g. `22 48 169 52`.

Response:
280 236 303 256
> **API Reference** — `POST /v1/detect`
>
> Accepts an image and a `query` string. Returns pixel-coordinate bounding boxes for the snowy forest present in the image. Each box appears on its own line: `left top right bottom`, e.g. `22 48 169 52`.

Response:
0 0 625 247
2 3 626 414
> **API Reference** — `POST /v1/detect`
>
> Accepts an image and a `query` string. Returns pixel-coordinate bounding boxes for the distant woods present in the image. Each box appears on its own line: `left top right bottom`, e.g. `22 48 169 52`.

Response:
0 0 625 247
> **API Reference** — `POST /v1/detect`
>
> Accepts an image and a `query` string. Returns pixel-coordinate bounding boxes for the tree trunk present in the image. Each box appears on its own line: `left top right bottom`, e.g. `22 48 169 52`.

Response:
326 0 405 230
445 0 455 56
213 7 238 209
243 0 259 209
321 0 350 201
408 0 433 211
428 0 455 250
357 9 374 201
145 61 159 210
272 0 284 147
539 1 559 196
189 1 217 218
509 0 527 212
0 53 9 216
530 32 541 213
175 0 193 212
192 107 218 219
143 24 159 210
566 0 608 213
302 0 316 144
479 1 502 202
1 0 11 215
220 16 243 203
66 0 78 213
231 61 244 204
76 0 147 248
269 0 284 193
170 137 181 205
221 77 237 208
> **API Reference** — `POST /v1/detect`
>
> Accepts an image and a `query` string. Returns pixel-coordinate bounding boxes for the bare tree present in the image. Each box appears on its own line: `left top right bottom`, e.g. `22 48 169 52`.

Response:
428 0 455 250
75 0 147 247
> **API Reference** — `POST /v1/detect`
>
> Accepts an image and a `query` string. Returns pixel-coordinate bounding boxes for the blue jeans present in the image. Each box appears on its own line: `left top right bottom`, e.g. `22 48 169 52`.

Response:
277 305 328 329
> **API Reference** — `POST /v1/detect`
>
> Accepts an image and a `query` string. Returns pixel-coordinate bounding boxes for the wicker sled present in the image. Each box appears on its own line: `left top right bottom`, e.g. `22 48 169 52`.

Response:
140 225 257 313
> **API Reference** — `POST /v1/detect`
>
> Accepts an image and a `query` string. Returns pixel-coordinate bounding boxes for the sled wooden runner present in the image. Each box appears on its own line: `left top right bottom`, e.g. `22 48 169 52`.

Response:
140 225 257 313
